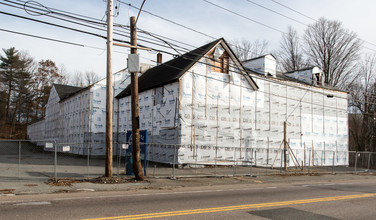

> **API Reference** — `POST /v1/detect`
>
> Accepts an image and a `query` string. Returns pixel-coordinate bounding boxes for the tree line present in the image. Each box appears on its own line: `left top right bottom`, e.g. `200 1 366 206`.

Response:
0 48 99 138
231 17 376 152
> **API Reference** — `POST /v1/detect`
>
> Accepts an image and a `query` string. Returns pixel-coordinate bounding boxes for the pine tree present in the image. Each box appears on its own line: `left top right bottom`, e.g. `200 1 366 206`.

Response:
0 47 22 122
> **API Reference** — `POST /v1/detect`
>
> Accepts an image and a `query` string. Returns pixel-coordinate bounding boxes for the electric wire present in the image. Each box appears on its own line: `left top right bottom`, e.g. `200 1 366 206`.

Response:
245 0 307 26
118 0 216 40
202 0 285 34
1 1 192 56
268 0 376 49
0 27 130 54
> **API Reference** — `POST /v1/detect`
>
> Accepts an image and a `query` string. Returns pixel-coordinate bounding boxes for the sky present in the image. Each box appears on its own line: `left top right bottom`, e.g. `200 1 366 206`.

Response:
1 0 376 80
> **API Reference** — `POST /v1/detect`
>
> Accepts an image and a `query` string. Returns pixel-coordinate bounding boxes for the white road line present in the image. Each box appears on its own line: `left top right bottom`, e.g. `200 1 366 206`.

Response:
0 186 277 205
14 201 51 206
301 185 314 187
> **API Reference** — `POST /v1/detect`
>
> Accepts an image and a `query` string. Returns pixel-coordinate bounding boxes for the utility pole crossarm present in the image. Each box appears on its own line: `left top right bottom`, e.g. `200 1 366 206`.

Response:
113 42 152 51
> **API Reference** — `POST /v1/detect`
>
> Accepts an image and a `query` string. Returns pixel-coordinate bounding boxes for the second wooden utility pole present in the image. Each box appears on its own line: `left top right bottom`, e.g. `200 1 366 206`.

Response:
105 0 113 178
130 16 144 181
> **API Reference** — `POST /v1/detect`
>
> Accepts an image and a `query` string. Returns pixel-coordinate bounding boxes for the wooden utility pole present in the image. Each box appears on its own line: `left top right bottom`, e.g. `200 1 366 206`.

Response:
105 0 113 178
130 16 144 181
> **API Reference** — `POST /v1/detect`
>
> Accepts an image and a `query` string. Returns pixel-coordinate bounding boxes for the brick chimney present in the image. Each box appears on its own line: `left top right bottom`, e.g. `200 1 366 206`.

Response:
157 53 162 65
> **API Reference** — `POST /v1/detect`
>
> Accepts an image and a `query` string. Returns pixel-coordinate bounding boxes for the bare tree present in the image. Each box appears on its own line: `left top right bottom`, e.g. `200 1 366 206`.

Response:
278 26 306 72
84 71 100 86
348 55 376 152
304 17 362 89
71 71 84 87
230 39 269 61
57 64 70 85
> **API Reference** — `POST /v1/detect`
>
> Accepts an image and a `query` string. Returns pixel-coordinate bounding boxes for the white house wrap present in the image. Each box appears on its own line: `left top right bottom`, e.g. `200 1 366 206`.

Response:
28 38 348 167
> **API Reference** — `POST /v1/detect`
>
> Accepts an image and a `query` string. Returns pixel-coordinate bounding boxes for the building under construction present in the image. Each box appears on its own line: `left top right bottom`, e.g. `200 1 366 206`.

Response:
28 38 349 167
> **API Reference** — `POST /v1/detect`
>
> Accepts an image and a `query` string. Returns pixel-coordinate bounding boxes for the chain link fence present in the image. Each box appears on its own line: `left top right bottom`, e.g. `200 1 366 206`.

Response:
0 140 375 183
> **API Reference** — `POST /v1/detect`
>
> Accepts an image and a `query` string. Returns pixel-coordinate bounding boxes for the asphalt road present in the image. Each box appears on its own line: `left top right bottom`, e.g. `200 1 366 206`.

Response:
1 179 376 220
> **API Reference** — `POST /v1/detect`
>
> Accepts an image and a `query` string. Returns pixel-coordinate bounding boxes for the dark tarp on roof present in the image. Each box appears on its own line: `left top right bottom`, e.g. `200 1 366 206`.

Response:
53 84 84 100
116 39 222 99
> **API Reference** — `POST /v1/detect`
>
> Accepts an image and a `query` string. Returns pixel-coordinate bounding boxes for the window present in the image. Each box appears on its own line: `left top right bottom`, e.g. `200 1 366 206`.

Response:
209 47 229 74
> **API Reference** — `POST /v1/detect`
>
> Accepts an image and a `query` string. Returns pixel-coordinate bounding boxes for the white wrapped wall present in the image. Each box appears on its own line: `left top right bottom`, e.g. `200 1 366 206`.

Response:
28 70 131 156
27 119 45 146
177 57 348 166
117 48 348 167
60 89 91 155
44 86 61 142
118 81 180 164
178 55 258 165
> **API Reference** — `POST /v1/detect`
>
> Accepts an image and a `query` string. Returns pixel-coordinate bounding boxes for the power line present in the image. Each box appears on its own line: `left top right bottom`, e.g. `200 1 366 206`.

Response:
202 0 285 34
0 27 129 54
1 1 195 56
268 0 376 49
119 0 216 40
0 8 184 58
0 28 84 47
0 10 108 40
119 0 279 58
269 0 317 22
245 0 307 26
12 0 107 25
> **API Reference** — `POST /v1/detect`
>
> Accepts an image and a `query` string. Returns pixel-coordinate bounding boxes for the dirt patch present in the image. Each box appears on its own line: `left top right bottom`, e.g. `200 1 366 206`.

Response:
54 189 77 193
46 178 82 186
46 176 147 186
88 176 137 184
24 184 38 187
0 189 15 194
271 172 322 177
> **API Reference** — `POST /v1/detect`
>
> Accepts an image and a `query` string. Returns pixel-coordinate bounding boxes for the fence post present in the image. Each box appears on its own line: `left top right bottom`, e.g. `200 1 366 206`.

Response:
195 144 198 175
308 149 311 174
304 142 306 169
215 146 218 176
280 149 283 173
18 141 21 179
250 149 253 177
233 147 236 176
172 144 176 179
118 143 121 176
367 152 371 171
332 151 335 174
255 150 257 167
87 142 90 178
354 151 358 174
54 141 57 181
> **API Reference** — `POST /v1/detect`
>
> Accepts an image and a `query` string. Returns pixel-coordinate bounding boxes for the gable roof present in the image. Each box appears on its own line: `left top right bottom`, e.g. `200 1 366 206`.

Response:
116 38 258 98
53 84 84 100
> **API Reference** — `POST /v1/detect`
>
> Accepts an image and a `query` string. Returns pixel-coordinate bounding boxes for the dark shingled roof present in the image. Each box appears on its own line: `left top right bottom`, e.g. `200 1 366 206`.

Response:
116 38 222 99
53 84 84 100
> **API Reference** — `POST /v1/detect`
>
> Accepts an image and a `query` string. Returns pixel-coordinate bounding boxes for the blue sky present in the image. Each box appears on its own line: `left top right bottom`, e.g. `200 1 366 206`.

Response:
1 0 376 79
